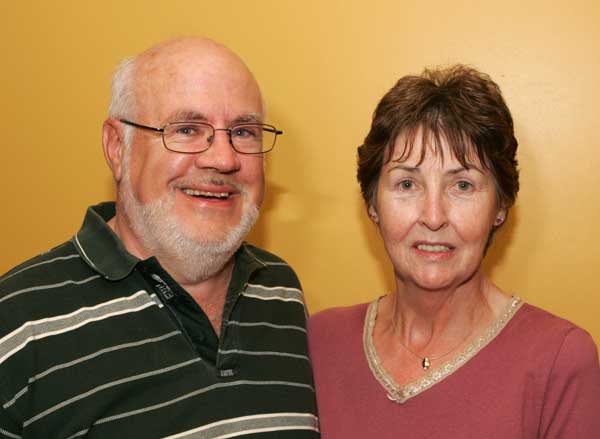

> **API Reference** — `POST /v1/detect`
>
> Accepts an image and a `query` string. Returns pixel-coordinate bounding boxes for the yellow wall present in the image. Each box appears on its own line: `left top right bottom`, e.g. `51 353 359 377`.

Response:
2 1 599 348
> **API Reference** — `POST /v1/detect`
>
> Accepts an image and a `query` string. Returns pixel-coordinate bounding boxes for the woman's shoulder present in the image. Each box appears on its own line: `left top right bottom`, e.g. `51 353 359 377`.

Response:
510 302 598 363
307 301 371 335
516 302 590 335
307 302 373 366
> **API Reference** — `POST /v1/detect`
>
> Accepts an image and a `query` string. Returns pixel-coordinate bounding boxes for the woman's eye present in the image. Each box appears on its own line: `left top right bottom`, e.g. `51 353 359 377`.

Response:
398 180 414 190
456 181 473 191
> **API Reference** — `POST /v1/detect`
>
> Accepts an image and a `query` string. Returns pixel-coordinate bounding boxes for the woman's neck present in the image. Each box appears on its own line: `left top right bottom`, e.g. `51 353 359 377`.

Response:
382 271 500 352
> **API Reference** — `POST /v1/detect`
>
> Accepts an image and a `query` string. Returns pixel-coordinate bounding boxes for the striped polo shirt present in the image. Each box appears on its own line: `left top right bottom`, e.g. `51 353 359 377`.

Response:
0 202 319 438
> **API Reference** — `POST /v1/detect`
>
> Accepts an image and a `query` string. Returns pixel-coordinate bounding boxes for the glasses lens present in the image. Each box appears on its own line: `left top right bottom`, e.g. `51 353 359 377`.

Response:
231 124 277 154
163 123 212 153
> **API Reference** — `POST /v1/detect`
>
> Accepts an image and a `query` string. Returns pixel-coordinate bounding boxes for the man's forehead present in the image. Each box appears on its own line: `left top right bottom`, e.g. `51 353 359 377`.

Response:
131 39 263 123
135 38 251 84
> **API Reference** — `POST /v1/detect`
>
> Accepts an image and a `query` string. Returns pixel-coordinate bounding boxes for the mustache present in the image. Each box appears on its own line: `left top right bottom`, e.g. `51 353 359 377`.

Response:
172 177 246 194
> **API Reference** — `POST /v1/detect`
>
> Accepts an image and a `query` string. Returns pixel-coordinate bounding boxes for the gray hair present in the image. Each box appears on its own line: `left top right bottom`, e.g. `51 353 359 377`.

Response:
108 56 137 146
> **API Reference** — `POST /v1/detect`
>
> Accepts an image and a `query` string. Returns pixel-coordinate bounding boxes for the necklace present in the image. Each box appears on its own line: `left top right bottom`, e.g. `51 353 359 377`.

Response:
390 296 484 371
364 296 523 403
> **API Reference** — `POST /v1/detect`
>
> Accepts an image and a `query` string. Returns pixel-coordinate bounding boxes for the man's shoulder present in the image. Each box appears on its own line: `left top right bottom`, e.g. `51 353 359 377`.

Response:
241 243 293 266
0 239 82 291
241 243 301 289
0 238 93 334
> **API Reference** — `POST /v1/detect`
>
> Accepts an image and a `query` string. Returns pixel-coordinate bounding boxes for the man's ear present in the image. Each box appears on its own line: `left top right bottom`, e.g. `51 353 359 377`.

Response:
368 205 379 224
102 118 127 182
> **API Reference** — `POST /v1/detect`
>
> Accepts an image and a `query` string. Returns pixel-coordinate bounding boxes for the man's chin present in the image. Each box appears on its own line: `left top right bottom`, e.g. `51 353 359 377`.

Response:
118 169 259 283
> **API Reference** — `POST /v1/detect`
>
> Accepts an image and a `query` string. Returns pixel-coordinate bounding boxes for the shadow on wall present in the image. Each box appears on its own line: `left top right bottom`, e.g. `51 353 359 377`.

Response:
245 178 284 247
482 204 519 278
356 197 396 294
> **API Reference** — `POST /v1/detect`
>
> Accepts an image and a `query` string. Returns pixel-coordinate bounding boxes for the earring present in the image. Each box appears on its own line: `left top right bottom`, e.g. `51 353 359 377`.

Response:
494 216 505 225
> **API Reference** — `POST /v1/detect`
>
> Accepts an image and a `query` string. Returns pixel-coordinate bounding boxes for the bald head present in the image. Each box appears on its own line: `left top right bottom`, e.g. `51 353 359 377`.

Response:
109 37 263 124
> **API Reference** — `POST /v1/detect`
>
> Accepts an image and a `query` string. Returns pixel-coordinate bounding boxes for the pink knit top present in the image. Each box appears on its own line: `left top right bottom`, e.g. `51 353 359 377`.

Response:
308 301 600 438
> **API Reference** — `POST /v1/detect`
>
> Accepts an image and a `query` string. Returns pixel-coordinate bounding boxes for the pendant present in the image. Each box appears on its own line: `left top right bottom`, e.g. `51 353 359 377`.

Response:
422 357 431 370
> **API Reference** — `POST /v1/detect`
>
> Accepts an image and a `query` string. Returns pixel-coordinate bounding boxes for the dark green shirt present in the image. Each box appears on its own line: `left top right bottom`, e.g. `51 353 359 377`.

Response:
0 202 318 438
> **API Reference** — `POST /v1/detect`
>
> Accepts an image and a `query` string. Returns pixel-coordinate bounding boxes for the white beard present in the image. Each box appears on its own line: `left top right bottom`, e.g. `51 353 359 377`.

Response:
117 151 259 284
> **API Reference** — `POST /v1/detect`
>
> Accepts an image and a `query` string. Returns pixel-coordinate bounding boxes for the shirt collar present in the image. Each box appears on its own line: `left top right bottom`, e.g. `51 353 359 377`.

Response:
73 202 139 280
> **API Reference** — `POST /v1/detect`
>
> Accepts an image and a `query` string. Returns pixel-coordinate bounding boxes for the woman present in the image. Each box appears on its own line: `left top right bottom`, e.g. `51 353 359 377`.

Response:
308 65 600 438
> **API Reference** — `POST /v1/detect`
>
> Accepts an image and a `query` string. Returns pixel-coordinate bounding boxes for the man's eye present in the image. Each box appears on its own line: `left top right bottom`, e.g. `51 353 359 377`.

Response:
233 127 259 139
399 180 414 190
175 126 198 136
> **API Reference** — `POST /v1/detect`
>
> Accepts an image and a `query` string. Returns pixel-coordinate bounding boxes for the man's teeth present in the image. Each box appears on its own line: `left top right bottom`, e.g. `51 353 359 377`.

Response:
182 188 230 198
417 244 451 252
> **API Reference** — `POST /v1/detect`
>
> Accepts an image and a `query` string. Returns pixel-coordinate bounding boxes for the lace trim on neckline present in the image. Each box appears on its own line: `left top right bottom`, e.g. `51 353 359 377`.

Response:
363 295 523 404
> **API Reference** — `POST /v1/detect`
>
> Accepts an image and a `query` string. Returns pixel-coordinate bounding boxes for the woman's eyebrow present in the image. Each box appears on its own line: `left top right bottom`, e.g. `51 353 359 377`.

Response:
447 165 484 175
387 164 419 174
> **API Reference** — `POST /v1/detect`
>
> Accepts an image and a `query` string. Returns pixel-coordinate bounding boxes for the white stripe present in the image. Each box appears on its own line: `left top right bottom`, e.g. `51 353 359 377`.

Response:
0 428 21 439
0 275 101 305
261 261 289 266
241 293 305 305
149 293 164 308
74 234 101 273
0 291 155 365
163 413 318 439
3 330 181 409
226 321 306 333
24 358 202 427
0 254 80 283
65 381 315 439
242 284 305 306
203 425 318 439
245 284 301 294
218 349 309 361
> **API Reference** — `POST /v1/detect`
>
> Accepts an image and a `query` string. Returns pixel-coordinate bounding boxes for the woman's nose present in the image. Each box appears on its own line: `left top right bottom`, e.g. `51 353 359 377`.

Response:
419 192 448 231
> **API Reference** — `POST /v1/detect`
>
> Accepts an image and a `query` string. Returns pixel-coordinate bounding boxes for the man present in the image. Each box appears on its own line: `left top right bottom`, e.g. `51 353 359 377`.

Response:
0 38 318 438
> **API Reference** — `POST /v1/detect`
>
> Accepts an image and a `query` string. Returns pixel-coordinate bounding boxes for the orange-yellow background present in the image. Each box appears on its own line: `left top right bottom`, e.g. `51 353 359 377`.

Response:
1 1 599 348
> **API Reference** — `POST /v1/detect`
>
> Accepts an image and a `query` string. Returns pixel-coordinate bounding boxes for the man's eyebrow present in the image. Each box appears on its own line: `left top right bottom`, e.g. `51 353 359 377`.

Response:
168 110 208 122
232 113 263 124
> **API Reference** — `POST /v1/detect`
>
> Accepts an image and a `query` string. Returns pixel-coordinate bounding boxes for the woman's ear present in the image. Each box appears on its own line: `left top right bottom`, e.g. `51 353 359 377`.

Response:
494 208 507 226
368 205 379 223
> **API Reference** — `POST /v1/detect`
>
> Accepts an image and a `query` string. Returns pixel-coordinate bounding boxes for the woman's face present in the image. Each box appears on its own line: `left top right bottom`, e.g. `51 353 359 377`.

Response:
370 135 505 292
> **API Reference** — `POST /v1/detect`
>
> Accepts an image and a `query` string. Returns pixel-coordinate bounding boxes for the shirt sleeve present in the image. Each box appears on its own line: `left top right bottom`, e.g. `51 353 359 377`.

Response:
540 327 600 437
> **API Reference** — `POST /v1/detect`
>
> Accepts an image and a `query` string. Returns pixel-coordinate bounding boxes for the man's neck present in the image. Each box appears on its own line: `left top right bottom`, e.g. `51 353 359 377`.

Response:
181 260 234 337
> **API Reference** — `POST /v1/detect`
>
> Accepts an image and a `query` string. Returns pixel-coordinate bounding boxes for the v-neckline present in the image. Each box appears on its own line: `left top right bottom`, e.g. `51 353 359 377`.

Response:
363 295 523 404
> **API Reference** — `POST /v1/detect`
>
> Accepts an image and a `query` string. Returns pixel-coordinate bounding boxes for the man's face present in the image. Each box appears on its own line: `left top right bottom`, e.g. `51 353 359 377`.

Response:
123 46 265 251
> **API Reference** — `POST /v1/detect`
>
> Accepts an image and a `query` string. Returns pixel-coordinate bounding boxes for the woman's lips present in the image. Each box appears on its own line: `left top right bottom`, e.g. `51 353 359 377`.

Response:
412 241 456 257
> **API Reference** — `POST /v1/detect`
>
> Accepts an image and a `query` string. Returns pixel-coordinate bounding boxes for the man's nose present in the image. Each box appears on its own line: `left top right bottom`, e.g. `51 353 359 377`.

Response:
419 191 448 231
194 129 241 173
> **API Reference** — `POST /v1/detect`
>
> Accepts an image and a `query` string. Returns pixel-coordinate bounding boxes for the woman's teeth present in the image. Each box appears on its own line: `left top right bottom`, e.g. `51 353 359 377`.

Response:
417 244 451 252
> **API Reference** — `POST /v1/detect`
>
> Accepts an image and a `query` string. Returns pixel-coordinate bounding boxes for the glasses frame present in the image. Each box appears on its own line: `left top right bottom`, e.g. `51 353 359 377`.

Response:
119 119 283 154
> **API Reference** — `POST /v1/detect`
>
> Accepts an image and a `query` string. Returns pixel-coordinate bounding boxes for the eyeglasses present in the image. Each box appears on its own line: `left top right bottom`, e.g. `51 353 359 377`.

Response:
119 119 283 154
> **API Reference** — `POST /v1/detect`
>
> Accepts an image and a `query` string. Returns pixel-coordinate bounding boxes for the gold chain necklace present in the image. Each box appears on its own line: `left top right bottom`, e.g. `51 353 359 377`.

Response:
391 296 484 371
